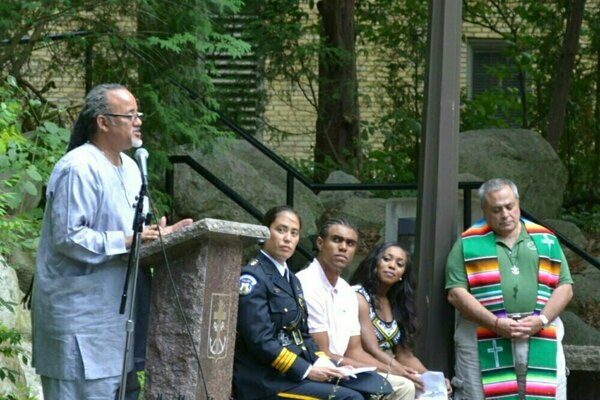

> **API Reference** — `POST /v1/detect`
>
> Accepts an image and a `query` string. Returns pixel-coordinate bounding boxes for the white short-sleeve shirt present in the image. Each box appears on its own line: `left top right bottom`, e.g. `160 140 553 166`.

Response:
296 258 361 356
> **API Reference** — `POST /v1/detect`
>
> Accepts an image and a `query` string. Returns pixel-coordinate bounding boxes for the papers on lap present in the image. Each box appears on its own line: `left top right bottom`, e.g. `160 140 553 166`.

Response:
338 366 377 378
416 371 448 400
313 356 377 379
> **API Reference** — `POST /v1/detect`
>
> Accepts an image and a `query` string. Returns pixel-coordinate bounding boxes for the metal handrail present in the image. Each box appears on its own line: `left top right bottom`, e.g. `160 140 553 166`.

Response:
165 155 313 261
166 154 599 270
31 29 585 269
8 29 599 269
183 79 599 271
521 209 599 268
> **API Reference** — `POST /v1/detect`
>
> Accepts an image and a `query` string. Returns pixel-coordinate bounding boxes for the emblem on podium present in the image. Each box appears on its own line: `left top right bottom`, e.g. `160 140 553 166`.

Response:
208 293 230 359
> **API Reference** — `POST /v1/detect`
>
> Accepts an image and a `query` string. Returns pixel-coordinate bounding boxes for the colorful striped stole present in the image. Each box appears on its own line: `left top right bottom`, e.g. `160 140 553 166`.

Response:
462 219 561 399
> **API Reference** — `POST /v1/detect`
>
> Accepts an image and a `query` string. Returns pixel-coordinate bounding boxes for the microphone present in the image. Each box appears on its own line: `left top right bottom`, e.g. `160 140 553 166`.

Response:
134 148 149 187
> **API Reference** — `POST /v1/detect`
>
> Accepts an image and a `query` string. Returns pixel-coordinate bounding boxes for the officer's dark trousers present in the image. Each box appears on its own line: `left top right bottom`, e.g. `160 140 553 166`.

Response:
273 370 392 399
272 380 363 399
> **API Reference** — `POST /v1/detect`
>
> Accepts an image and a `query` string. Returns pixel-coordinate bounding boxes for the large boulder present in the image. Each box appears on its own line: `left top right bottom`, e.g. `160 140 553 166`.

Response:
541 220 600 348
543 219 590 274
0 256 42 399
561 310 600 346
318 170 370 209
7 249 35 294
170 139 324 236
571 263 600 304
459 129 567 218
327 197 388 232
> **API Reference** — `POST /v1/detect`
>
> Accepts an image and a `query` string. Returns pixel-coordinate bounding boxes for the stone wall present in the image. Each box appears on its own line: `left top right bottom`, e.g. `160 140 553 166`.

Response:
0 257 42 399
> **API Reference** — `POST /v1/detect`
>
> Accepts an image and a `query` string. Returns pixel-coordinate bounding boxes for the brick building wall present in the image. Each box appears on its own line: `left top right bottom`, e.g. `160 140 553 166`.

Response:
262 13 508 161
18 17 136 114
16 3 599 162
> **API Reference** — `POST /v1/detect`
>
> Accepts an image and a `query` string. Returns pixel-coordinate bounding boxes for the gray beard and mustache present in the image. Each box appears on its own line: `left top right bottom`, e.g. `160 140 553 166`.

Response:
131 136 143 148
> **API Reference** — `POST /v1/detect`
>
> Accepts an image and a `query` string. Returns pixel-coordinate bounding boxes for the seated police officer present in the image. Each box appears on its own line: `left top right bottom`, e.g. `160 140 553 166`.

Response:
233 206 391 400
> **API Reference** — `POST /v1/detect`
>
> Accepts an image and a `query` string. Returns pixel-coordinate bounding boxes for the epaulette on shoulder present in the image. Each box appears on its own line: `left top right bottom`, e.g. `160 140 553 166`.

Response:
247 258 259 267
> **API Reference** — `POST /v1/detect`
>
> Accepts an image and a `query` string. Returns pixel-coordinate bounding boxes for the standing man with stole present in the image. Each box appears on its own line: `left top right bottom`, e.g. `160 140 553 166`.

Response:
445 178 573 400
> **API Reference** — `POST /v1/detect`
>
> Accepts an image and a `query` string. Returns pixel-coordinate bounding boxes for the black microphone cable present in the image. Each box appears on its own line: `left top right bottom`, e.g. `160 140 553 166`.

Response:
144 184 212 400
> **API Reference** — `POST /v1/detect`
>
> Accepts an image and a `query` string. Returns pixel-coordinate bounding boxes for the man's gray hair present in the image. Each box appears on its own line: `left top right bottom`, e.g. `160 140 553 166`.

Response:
478 178 520 205
67 83 127 152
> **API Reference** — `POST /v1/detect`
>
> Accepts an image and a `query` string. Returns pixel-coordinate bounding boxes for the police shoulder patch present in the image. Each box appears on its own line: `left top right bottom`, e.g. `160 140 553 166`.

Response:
239 274 258 296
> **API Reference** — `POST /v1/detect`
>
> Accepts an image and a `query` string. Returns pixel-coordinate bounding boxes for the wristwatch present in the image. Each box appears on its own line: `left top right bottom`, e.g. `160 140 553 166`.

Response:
539 314 550 327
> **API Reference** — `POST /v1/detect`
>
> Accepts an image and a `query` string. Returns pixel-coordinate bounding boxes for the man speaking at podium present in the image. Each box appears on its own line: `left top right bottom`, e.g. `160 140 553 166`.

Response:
31 84 192 400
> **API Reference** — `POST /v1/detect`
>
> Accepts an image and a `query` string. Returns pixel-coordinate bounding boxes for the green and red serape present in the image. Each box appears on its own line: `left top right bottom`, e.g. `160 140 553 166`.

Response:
462 219 561 399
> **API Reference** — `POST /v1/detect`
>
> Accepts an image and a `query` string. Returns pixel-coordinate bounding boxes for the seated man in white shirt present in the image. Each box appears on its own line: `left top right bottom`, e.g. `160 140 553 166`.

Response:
297 218 421 400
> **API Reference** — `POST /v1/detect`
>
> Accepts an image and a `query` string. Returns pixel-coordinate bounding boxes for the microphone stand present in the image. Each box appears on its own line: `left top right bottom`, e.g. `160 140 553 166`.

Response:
118 181 148 400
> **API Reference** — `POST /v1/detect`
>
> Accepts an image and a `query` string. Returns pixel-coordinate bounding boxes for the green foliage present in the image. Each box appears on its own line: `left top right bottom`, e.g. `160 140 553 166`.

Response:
0 387 37 400
287 115 417 198
562 204 600 235
462 1 564 131
245 0 319 97
255 0 599 212
0 73 67 397
460 87 522 131
462 0 600 210
243 0 332 156
250 0 425 181
0 1 249 395
0 323 26 385
0 76 70 256
237 0 429 183
0 1 253 234
137 370 145 399
359 117 417 185
355 0 428 182
1 0 597 227
127 1 249 211
0 296 32 398
1 0 250 187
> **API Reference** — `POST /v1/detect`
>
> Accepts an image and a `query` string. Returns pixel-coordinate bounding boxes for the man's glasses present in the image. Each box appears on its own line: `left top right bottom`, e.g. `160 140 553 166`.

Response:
103 112 144 122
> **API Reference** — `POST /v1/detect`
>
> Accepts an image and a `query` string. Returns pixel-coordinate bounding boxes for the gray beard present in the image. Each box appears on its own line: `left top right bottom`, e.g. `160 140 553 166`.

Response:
131 137 143 148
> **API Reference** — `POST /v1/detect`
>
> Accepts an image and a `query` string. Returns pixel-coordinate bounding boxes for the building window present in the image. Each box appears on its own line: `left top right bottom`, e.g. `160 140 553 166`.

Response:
468 39 522 97
467 39 523 126
208 13 264 138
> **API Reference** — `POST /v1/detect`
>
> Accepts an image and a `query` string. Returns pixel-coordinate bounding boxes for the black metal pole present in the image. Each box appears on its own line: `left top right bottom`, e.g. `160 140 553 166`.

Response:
118 183 147 400
286 171 294 207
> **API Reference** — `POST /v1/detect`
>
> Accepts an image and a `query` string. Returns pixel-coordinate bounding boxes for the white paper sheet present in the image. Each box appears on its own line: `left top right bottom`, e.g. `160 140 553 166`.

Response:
312 357 377 379
415 371 448 400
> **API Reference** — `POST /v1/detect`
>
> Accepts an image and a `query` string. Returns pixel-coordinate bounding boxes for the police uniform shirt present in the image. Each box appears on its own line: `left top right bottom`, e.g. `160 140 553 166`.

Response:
234 252 320 399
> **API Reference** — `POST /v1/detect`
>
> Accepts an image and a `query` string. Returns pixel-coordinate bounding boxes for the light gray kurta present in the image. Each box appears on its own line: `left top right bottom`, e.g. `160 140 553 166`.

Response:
32 143 142 380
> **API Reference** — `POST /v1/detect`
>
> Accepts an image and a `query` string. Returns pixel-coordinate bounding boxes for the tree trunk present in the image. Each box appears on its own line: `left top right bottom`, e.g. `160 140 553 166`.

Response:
547 0 587 150
314 0 360 181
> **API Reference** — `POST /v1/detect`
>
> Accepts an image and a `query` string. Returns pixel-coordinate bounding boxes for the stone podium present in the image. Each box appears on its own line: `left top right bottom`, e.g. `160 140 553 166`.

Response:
140 218 268 400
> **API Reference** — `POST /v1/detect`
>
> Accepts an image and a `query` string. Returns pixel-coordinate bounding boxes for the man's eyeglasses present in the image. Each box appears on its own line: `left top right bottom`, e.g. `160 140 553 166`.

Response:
103 112 144 122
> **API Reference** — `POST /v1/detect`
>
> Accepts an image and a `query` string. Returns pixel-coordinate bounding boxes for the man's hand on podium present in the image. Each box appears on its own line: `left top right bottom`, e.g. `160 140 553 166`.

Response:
126 217 194 248
155 216 194 236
